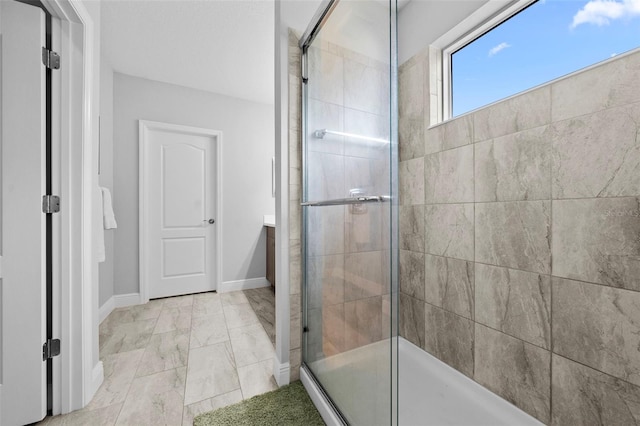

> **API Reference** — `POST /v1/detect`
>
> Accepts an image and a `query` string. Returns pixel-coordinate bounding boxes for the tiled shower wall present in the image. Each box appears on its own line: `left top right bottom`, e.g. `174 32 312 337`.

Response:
288 29 392 372
305 35 391 361
288 29 303 381
399 47 640 424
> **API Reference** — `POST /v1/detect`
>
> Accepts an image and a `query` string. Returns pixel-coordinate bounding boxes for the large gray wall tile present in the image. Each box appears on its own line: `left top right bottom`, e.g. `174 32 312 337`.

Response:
400 117 425 161
307 255 345 310
307 151 345 201
344 107 390 160
475 264 550 349
552 51 640 122
474 324 551 424
289 239 301 296
473 86 551 142
308 46 343 106
344 251 386 301
345 204 386 253
345 296 383 350
323 303 345 356
425 204 474 261
475 126 551 202
476 201 551 274
288 29 302 77
551 103 640 199
307 99 344 155
425 115 473 154
344 59 388 116
306 206 344 257
399 58 424 120
424 255 474 320
400 205 424 252
552 354 640 426
399 293 425 349
399 158 425 205
289 77 301 132
425 145 474 204
344 156 373 197
553 277 640 386
552 198 640 291
424 304 474 377
400 250 425 301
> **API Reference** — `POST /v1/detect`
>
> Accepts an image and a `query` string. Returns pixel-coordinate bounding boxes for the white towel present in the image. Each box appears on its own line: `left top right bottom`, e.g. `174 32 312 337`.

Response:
97 186 106 263
101 186 118 229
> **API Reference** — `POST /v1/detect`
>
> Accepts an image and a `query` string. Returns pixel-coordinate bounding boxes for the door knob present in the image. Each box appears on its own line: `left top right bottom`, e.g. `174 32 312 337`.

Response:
203 219 215 224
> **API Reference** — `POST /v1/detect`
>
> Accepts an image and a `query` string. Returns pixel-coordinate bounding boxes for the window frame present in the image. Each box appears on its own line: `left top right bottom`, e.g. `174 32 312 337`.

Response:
431 0 538 123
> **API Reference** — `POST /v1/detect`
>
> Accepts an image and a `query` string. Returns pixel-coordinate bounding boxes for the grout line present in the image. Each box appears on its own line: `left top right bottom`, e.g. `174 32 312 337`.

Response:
472 115 477 380
422 194 640 205
551 352 640 391
181 296 195 423
111 304 161 425
548 105 554 422
218 292 244 401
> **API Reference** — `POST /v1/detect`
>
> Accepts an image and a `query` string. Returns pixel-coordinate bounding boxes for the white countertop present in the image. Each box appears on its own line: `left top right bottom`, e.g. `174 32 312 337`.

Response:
263 215 275 227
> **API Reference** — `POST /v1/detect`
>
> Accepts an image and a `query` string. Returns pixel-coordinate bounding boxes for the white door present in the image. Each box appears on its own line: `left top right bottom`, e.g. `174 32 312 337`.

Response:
1 2 48 425
140 121 220 299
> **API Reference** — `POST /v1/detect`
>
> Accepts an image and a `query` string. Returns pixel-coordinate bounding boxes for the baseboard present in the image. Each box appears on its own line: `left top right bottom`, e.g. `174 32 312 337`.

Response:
301 365 344 426
99 293 142 324
273 356 290 387
89 361 104 402
113 292 142 308
98 296 115 324
219 277 270 293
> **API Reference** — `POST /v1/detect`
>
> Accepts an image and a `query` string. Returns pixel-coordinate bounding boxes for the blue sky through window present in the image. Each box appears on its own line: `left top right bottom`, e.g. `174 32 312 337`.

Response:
451 0 640 117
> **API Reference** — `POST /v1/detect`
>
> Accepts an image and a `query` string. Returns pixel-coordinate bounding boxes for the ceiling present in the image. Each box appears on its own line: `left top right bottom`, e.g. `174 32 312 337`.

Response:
101 0 279 105
100 0 487 105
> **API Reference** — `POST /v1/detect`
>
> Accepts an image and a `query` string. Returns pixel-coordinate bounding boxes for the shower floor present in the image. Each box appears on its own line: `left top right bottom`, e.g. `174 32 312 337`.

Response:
307 338 542 425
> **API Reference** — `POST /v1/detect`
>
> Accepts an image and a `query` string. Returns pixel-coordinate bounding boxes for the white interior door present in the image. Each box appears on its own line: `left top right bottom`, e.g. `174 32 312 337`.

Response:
1 2 48 425
141 121 220 299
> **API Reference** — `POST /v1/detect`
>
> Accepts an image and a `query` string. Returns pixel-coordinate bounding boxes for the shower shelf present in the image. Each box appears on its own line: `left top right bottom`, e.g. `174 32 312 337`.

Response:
301 195 391 207
313 128 389 144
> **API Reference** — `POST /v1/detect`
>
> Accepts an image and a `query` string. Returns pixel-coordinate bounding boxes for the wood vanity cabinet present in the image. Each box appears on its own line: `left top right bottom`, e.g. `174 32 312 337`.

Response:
266 226 275 288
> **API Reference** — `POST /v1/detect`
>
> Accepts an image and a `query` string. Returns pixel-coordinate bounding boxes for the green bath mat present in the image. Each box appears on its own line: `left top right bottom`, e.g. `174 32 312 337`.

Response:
193 381 325 426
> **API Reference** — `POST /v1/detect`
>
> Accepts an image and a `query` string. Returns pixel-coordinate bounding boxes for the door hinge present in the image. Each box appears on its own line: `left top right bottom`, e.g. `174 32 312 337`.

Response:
42 195 60 214
42 47 60 70
43 339 61 360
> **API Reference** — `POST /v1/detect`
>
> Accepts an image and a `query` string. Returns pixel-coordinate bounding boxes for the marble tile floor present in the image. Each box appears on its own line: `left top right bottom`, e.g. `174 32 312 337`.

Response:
243 286 276 346
39 290 278 426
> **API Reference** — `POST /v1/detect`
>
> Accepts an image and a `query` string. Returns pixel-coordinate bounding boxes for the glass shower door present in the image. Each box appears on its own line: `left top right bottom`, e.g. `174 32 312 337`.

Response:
301 1 398 424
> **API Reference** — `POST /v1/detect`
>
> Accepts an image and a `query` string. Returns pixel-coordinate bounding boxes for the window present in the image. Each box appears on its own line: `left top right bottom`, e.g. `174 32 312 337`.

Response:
442 0 640 118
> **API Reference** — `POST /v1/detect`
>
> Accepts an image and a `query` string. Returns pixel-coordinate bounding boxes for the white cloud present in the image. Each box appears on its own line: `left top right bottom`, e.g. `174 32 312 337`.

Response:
571 0 640 28
488 42 511 57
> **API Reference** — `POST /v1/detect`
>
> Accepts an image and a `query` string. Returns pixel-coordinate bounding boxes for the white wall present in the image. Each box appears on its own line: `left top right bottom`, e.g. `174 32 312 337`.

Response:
80 0 104 397
112 73 275 296
0 0 4 392
98 61 114 307
398 0 489 64
274 0 321 385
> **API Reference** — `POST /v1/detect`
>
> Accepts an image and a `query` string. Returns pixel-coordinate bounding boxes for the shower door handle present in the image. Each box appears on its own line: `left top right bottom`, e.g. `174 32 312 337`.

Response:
301 195 391 207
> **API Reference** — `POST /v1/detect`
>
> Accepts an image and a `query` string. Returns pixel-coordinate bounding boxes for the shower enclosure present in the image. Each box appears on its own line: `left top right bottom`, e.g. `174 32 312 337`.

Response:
297 0 640 425
299 0 398 424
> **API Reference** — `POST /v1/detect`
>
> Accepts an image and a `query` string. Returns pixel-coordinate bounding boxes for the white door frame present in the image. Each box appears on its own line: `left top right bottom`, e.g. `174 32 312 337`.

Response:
138 120 223 304
18 0 98 415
